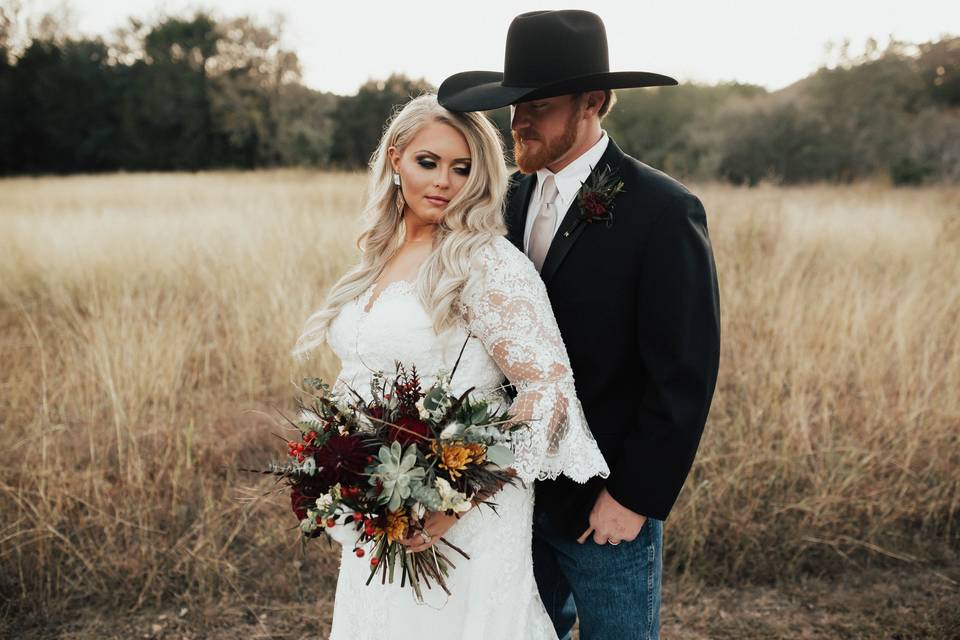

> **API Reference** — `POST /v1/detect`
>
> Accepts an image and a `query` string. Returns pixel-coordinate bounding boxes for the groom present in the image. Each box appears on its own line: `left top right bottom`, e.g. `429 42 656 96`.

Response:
439 10 721 640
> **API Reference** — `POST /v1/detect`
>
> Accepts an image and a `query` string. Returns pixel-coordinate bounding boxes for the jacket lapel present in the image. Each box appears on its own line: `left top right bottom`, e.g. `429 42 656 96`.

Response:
505 172 536 251
539 138 628 287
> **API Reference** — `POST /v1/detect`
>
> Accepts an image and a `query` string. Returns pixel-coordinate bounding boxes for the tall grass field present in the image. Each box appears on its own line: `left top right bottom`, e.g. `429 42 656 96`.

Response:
1 171 958 637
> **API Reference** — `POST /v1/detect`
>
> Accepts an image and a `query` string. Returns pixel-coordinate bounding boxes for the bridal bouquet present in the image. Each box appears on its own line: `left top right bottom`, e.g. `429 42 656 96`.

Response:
248 361 524 600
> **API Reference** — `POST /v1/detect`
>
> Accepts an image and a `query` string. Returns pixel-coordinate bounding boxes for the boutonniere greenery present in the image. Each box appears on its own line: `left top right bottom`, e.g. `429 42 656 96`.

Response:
565 164 625 237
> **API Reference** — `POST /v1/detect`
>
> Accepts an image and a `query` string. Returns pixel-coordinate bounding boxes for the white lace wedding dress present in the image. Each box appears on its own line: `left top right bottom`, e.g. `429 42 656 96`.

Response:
323 235 609 640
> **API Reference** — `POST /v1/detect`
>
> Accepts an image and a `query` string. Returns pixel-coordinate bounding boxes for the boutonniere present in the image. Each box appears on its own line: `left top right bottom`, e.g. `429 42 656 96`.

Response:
565 163 625 237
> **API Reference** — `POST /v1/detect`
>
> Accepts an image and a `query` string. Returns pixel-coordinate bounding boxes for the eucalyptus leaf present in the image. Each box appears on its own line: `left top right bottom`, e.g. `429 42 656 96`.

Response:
485 445 514 468
470 404 489 424
423 386 445 412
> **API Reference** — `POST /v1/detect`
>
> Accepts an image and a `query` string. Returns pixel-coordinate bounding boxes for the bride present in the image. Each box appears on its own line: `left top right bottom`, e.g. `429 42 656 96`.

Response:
292 94 609 640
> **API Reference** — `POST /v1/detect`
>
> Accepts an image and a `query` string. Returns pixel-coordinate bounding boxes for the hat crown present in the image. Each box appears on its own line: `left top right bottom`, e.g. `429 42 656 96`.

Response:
502 10 610 88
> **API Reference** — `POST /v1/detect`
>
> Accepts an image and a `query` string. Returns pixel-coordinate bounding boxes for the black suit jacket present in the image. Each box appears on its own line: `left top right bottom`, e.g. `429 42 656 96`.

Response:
505 137 721 538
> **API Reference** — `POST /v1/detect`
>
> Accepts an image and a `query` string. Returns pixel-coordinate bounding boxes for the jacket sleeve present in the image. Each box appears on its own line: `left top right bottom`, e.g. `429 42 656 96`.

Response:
604 193 721 521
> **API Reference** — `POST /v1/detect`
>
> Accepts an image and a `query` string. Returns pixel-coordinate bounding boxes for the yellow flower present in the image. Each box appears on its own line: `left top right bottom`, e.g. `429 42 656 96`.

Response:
385 508 408 544
431 441 481 479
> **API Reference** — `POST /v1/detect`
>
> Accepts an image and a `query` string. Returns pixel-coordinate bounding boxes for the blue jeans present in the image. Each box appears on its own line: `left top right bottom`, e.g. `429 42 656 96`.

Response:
532 506 663 640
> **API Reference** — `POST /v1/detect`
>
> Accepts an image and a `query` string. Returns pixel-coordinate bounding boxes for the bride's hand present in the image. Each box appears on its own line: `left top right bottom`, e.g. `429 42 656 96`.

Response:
399 511 460 553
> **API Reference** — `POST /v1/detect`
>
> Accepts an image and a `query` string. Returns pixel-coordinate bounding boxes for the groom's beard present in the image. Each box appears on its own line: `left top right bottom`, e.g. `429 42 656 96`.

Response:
512 106 581 174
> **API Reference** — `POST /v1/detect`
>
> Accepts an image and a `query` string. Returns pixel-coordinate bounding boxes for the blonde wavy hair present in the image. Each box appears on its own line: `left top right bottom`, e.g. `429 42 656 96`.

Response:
292 94 509 360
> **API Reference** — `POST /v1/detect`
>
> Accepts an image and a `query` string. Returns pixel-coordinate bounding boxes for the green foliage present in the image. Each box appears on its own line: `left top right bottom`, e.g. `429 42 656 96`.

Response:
917 37 960 107
605 82 767 178
0 10 315 173
889 156 935 185
327 74 434 169
0 9 957 185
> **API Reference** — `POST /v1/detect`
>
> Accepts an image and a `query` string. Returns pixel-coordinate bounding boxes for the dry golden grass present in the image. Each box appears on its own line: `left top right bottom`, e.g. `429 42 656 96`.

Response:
1 171 958 633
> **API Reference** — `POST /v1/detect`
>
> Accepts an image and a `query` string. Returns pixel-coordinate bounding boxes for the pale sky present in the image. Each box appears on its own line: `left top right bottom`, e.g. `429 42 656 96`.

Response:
24 0 960 95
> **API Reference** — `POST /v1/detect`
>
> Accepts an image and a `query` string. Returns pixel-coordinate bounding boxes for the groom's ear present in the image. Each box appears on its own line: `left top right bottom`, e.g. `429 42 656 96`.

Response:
582 91 606 119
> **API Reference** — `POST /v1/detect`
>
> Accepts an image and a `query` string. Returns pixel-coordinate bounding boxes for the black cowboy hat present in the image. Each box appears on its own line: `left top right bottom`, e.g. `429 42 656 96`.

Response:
438 10 677 112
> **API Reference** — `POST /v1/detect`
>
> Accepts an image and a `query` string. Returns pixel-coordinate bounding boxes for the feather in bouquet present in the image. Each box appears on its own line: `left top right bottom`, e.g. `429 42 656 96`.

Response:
245 354 525 600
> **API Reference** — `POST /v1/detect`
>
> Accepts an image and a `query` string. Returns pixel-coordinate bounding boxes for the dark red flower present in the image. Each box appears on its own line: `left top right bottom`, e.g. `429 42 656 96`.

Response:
290 487 310 520
581 193 609 218
388 415 431 446
314 433 370 486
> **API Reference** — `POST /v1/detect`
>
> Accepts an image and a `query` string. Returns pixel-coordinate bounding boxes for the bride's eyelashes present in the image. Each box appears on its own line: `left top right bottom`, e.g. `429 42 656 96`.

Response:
415 156 471 176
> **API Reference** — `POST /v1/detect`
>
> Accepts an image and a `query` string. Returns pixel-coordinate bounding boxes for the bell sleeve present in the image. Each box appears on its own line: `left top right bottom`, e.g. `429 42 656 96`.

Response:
459 237 610 484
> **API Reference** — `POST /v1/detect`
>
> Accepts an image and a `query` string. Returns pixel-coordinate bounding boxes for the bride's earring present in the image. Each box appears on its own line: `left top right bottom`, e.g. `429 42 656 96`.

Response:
394 173 405 215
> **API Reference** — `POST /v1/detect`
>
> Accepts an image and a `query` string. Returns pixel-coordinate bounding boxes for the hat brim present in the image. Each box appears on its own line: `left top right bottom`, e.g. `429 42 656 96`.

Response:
438 70 678 112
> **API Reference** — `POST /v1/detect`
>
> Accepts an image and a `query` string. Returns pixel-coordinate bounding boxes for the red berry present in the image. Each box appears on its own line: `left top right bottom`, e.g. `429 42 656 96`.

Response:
370 557 379 566
355 548 365 558
316 515 323 524
326 518 336 528
353 513 363 521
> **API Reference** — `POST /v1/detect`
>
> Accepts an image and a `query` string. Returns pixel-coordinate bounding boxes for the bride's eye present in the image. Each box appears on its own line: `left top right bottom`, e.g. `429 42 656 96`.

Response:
454 165 471 176
417 157 437 169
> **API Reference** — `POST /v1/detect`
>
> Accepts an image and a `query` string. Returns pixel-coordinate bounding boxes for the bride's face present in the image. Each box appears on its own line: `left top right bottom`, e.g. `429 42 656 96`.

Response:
389 121 472 226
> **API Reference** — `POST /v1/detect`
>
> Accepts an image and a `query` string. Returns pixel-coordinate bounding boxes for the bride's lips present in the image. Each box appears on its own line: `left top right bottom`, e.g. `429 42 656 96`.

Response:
424 196 449 206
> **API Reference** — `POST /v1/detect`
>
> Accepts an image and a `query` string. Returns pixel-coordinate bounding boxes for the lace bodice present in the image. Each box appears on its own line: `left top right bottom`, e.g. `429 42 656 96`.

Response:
327 235 609 484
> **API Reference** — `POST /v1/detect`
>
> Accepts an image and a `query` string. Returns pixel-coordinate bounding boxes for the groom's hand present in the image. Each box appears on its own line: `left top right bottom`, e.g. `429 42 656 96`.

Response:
577 488 647 545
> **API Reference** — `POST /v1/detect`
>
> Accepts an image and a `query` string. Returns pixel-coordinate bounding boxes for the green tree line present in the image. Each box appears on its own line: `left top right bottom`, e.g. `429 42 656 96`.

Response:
1 6 957 184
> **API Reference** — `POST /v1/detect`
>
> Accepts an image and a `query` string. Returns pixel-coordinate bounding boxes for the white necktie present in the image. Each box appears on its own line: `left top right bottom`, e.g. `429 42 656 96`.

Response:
528 175 559 272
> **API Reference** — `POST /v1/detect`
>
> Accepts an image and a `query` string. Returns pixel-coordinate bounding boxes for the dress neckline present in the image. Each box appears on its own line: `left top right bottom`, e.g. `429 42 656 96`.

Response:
359 279 415 314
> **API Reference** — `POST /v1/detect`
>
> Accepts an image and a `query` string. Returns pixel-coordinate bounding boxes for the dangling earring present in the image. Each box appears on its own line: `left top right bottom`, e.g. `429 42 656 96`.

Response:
394 173 405 215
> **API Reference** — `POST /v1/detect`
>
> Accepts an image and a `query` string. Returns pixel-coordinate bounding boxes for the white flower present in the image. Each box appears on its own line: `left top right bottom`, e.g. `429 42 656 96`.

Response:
465 423 509 442
330 483 342 501
355 412 374 431
298 409 322 426
435 477 472 513
315 493 334 512
440 421 466 440
415 398 429 420
299 517 318 533
300 457 316 476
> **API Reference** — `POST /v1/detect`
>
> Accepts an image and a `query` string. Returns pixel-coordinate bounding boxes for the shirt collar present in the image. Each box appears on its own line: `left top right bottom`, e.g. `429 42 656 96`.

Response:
534 130 610 204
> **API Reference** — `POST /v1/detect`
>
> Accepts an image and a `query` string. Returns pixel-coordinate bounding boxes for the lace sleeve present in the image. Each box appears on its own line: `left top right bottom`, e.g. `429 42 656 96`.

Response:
459 237 610 484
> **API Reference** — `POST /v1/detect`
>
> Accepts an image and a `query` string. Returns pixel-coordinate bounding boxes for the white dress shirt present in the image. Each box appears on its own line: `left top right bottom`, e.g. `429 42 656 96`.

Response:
522 130 611 254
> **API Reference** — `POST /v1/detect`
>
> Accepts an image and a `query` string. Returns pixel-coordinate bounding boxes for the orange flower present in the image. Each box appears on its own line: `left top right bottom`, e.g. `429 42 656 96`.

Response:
385 508 408 544
431 441 481 479
465 443 486 464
